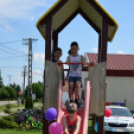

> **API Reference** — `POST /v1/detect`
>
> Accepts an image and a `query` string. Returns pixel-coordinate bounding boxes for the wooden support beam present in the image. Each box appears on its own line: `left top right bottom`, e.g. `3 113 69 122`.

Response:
43 18 52 134
45 19 52 61
98 116 104 134
100 19 108 62
98 32 101 63
52 32 58 55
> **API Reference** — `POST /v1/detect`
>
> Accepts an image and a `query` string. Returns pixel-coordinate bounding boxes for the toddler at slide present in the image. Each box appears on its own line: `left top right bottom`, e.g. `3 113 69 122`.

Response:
63 102 81 134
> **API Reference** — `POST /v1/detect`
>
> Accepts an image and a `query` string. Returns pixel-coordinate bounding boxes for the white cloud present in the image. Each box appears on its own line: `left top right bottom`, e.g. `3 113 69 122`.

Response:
32 69 42 76
117 51 125 54
0 0 52 19
92 47 98 53
33 53 45 62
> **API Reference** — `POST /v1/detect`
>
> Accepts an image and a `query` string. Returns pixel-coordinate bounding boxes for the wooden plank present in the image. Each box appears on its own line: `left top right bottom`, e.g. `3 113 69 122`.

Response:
44 60 62 111
88 62 106 116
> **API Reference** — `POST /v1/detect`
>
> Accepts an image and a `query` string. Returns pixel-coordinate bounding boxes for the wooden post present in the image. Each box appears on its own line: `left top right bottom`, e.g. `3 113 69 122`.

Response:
43 18 52 134
98 33 101 63
52 32 58 54
100 19 108 62
98 19 108 134
92 115 95 134
45 19 52 61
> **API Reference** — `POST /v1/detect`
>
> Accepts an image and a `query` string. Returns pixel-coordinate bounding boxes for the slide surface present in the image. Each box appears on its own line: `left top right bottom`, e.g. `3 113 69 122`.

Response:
57 80 91 134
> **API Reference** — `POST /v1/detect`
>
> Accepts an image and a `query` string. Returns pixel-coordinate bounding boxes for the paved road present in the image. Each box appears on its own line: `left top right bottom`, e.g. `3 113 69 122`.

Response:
0 101 17 106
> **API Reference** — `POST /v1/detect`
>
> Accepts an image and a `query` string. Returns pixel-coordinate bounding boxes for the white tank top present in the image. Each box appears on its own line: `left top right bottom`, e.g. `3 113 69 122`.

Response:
69 55 82 77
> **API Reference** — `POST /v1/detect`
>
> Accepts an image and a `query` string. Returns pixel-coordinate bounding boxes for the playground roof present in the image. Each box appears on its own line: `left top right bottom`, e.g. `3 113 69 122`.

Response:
36 0 118 42
86 53 134 70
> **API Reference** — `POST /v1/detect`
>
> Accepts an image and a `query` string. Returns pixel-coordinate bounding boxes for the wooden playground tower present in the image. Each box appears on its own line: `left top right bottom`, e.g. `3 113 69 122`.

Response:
36 0 118 133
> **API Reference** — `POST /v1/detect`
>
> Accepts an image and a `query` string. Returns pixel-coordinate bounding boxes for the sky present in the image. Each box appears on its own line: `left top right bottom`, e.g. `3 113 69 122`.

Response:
0 0 134 89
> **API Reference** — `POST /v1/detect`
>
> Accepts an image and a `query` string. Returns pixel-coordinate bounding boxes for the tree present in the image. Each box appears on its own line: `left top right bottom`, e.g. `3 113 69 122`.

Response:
0 87 9 100
9 83 21 96
38 81 43 88
5 86 17 100
25 96 33 109
25 82 43 100
0 70 4 88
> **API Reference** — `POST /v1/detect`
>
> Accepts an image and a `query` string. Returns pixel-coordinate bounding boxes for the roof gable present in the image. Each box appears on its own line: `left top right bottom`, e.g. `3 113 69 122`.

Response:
36 0 118 42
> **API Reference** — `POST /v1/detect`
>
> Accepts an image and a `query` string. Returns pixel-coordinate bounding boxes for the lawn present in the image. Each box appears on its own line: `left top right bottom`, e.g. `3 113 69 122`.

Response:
0 102 43 113
0 128 92 134
0 129 41 134
0 104 25 112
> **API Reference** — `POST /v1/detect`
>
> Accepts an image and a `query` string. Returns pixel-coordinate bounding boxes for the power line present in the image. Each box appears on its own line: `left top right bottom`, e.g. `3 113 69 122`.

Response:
0 48 19 55
0 55 27 59
0 43 25 53
0 40 22 45
0 18 25 38
0 66 24 68
0 12 36 38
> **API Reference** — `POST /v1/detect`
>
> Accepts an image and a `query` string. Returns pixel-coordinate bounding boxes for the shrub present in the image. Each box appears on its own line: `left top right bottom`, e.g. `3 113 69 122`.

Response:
0 118 18 128
25 96 33 109
6 104 12 109
36 98 40 102
2 115 13 121
4 109 12 114
0 115 18 128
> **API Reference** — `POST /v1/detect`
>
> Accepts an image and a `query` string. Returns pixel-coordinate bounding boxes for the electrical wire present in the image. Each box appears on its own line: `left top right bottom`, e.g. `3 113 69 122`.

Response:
0 44 25 53
0 40 22 45
0 12 36 38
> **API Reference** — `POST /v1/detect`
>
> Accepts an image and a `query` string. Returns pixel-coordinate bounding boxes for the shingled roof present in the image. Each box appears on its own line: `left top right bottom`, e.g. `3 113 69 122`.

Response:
85 53 134 70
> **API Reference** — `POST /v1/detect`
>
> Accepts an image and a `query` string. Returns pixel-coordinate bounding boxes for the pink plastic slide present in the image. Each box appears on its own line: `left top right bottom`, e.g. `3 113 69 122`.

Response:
57 80 91 134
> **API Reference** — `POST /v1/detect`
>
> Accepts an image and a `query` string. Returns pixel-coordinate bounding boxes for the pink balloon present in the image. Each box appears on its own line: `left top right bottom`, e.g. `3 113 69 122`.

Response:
49 122 63 134
105 108 112 117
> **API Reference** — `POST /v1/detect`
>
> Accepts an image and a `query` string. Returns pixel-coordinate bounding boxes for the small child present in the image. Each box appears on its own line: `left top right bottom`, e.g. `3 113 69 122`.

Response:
52 47 65 85
52 48 62 63
63 102 81 134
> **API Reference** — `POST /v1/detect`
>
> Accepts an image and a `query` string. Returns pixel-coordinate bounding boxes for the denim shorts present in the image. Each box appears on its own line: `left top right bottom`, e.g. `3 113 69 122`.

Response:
68 76 82 83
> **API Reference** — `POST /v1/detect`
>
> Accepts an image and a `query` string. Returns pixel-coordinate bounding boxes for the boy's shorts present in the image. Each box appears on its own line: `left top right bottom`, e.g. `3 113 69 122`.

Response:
68 76 82 83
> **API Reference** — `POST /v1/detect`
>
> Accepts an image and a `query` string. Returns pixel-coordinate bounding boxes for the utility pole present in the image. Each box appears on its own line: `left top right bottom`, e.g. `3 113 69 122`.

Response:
7 75 13 85
23 38 38 97
21 65 27 104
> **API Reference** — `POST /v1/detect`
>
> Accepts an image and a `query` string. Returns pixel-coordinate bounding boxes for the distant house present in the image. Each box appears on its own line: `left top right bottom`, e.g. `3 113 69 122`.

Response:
83 53 134 110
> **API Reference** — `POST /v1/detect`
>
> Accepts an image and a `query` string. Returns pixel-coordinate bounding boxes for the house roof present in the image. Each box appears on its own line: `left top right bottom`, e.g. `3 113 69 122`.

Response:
86 53 134 70
36 0 118 42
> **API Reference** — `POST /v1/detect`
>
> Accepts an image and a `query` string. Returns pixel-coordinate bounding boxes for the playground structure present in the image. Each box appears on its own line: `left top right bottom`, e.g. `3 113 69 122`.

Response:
36 0 118 133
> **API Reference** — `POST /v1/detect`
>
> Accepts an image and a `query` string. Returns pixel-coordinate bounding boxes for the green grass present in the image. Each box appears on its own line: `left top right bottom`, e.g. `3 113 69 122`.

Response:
88 116 93 127
88 128 92 134
0 128 91 134
0 128 41 134
0 102 43 113
0 104 25 112
36 103 43 109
